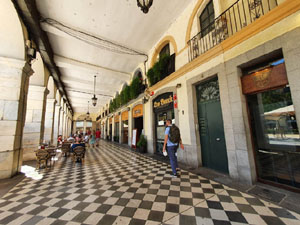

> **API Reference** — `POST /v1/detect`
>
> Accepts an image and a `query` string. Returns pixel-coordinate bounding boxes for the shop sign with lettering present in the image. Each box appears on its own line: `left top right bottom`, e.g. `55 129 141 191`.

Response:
114 115 120 123
133 104 143 118
153 92 174 111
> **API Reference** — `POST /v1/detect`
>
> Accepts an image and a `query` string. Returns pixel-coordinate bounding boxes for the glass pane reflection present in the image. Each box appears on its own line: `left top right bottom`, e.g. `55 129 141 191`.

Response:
248 86 300 188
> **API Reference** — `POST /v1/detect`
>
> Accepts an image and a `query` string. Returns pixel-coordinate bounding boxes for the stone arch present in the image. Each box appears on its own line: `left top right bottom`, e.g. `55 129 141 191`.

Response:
114 91 119 98
185 0 206 45
29 52 46 86
0 1 27 60
150 35 178 67
133 68 143 80
47 76 55 99
60 97 65 110
121 82 128 91
75 114 90 121
55 90 61 105
185 0 221 45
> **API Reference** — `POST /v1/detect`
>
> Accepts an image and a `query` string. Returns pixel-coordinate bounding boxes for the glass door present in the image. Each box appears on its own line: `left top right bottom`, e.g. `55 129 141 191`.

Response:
248 86 300 188
155 110 174 155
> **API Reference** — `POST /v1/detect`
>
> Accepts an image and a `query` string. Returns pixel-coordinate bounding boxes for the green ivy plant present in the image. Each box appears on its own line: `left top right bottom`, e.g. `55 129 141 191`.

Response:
108 76 143 113
146 54 171 86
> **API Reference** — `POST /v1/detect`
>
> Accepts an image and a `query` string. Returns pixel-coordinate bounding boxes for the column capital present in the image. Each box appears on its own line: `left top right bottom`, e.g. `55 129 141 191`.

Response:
28 85 49 94
47 98 57 104
55 104 62 110
0 56 33 77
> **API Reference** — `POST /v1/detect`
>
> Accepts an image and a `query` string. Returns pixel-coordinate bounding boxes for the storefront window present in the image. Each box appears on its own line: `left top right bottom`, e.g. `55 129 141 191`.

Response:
76 121 84 127
248 86 300 188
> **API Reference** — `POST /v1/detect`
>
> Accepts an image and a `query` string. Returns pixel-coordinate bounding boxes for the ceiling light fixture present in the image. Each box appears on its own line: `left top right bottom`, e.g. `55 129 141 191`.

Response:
137 0 153 13
92 75 98 106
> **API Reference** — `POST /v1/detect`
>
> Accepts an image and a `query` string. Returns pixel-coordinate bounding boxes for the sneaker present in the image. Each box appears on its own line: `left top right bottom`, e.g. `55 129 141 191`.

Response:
171 174 178 178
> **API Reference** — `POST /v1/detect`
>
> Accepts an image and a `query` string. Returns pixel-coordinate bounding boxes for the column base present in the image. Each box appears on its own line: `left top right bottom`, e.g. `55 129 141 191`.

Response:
0 150 22 179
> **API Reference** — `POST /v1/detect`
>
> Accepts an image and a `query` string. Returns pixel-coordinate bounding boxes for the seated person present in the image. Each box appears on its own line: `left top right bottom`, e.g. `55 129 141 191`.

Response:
71 137 85 153
67 135 75 143
57 135 62 146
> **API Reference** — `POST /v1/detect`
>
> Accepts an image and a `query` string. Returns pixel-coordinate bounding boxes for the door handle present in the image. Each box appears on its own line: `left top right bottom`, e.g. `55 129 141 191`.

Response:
216 138 221 141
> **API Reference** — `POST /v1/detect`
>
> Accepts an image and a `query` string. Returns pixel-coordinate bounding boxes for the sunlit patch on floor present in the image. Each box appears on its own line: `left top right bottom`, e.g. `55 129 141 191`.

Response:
20 165 43 180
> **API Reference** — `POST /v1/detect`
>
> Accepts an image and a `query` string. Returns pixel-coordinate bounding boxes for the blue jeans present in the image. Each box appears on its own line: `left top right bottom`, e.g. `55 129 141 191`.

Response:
167 145 178 175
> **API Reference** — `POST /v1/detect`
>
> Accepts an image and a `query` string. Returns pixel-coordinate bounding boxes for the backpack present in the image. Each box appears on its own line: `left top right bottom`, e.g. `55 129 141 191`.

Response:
169 124 181 144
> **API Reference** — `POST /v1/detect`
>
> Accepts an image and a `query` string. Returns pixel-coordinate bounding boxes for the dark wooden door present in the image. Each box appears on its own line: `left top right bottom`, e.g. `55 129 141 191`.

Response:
196 77 229 173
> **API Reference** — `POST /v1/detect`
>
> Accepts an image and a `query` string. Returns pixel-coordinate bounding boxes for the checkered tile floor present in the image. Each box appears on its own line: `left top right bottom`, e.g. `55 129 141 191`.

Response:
0 141 299 225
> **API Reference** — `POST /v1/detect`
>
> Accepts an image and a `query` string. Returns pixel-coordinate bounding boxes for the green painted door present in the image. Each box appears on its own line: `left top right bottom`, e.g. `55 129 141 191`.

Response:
196 77 229 173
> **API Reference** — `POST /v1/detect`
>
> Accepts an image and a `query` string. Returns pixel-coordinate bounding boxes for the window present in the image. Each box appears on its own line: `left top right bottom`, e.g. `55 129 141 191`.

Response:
199 0 215 36
76 121 84 128
159 44 170 59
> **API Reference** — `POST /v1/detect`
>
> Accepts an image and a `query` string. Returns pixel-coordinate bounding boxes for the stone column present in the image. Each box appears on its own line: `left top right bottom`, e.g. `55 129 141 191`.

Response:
106 120 109 139
128 108 132 146
43 99 56 144
83 120 87 134
59 108 64 136
103 120 107 139
119 118 122 144
22 85 49 161
0 58 32 178
73 121 76 134
66 118 70 136
53 104 61 145
62 110 65 137
64 113 68 137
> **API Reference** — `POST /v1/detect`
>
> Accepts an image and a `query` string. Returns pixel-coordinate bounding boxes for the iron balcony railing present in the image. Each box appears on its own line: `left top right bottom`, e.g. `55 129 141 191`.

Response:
188 0 278 62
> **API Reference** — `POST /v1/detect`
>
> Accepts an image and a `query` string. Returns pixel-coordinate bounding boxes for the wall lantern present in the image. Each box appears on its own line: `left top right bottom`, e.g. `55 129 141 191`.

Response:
142 97 149 104
137 0 153 13
92 75 98 106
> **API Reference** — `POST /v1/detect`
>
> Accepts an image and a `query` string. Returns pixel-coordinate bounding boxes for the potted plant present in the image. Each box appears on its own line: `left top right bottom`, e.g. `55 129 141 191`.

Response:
137 134 147 153
114 136 119 143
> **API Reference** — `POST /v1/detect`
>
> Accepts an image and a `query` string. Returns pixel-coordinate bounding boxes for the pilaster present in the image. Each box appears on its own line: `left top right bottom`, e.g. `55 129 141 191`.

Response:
43 99 56 144
0 57 33 178
22 85 49 161
53 104 61 145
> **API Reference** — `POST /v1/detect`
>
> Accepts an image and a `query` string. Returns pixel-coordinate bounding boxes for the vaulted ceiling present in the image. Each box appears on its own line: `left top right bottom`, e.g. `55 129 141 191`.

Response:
34 0 192 114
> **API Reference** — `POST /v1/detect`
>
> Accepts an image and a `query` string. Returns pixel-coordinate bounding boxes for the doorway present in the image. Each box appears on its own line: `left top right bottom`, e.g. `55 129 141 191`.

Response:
153 92 174 156
196 77 229 173
114 122 119 142
109 123 112 141
134 117 143 144
122 120 128 144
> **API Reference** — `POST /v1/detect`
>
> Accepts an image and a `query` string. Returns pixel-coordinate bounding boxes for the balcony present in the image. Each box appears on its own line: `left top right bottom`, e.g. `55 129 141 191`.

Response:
188 0 279 62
